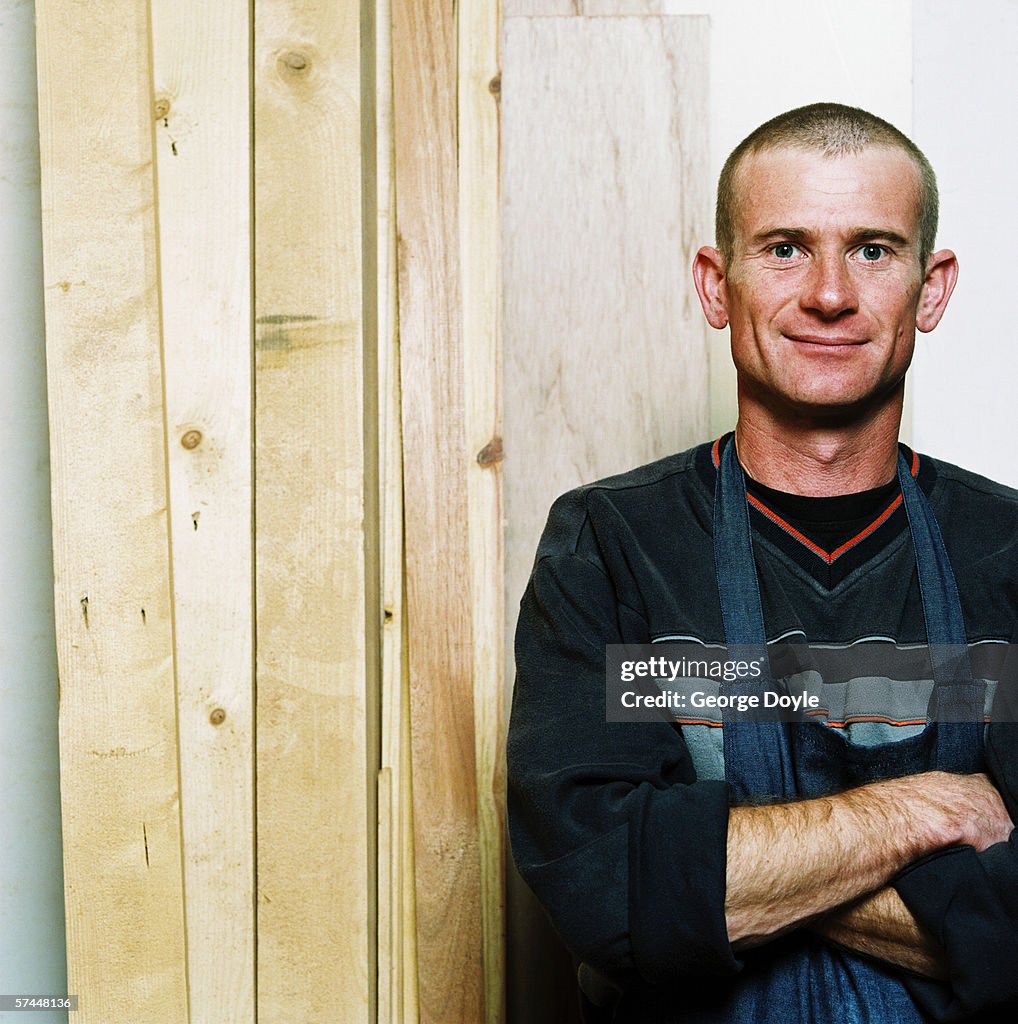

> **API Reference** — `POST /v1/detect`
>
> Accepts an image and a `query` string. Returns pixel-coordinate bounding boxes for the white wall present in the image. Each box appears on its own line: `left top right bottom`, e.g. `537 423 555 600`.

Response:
0 1 67 1021
912 0 1018 487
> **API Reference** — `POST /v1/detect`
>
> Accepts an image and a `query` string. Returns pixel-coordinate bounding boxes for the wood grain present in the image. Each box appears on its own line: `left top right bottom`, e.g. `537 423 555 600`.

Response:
503 0 581 16
391 0 485 1018
502 14 711 661
399 642 422 1021
253 1 371 1020
375 0 418 1013
502 0 666 14
34 0 189 1019
149 1 255 1018
459 1 506 1022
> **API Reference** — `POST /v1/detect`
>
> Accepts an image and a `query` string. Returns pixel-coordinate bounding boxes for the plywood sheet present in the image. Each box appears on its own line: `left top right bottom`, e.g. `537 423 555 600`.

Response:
391 0 485 1018
253 2 370 1020
502 14 710 644
34 1 189 1019
504 0 580 15
149 2 255 1018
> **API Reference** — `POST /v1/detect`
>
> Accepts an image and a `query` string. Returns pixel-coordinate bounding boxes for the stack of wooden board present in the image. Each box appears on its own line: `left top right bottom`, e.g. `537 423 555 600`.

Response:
36 0 501 1021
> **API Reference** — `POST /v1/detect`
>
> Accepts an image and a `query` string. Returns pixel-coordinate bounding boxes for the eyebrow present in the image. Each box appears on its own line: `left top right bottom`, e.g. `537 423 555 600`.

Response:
750 227 913 248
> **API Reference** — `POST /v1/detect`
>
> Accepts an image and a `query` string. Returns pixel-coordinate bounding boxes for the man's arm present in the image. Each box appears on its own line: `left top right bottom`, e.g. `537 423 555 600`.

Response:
724 770 1014 948
812 886 948 979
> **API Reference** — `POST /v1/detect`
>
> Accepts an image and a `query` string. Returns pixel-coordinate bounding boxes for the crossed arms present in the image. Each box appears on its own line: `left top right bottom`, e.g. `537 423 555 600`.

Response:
725 771 1014 976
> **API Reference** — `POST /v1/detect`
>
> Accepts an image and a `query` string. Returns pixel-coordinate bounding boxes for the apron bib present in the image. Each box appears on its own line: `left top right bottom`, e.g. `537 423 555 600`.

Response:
697 437 985 1022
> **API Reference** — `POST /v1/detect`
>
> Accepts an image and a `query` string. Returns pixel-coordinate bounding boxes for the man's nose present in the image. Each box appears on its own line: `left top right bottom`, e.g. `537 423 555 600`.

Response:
800 254 858 319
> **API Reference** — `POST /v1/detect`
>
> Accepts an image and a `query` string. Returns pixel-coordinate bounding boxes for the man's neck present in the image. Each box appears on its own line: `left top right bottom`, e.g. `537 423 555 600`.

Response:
733 395 903 497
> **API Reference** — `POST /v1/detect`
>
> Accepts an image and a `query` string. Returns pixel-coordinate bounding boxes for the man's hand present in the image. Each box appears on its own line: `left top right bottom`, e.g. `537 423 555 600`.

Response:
916 770 1014 852
725 771 1013 950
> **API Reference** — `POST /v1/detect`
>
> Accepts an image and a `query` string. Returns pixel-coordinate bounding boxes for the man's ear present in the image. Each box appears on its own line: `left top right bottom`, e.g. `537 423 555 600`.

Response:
916 249 959 333
692 246 730 329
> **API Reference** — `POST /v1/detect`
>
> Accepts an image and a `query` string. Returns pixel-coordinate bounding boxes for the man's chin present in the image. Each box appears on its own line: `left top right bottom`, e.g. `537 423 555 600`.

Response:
743 380 906 428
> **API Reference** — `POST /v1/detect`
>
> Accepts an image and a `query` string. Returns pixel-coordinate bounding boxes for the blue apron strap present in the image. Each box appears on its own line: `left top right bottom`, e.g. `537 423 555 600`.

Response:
714 438 766 647
897 451 968 658
896 451 984 751
714 437 796 800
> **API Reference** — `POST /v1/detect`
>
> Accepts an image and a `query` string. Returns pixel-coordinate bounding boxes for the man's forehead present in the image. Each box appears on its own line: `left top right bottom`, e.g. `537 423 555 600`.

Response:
732 145 922 238
739 142 916 178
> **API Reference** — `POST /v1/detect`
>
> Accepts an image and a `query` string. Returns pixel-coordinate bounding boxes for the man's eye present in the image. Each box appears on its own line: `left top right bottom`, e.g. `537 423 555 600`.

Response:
771 243 802 259
857 244 888 261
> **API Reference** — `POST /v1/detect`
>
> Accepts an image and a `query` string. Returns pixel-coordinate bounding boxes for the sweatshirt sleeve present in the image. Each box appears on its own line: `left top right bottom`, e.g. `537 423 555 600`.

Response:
891 720 1018 1020
507 545 739 985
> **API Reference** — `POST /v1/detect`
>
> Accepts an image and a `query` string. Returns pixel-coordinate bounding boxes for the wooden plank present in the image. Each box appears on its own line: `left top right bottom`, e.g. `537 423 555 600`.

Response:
377 764 397 1023
391 0 485 1019
375 0 416 1012
502 13 711 665
459 1 505 1023
149 1 254 1020
399 644 421 1021
253 2 370 1021
34 1 190 1020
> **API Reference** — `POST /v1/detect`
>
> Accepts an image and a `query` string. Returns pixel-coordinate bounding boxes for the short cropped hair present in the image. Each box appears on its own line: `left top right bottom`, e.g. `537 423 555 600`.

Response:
716 102 938 265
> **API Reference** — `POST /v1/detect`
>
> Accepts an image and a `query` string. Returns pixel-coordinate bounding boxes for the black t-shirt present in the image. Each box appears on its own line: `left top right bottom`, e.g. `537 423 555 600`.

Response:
746 473 901 553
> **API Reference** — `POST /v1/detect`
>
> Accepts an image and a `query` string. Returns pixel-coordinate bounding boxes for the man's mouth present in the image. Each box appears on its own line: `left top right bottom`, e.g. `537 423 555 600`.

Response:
784 333 867 348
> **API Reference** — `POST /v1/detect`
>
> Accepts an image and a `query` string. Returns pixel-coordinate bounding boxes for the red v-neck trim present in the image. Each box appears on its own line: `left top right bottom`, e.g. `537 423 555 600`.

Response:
711 437 918 566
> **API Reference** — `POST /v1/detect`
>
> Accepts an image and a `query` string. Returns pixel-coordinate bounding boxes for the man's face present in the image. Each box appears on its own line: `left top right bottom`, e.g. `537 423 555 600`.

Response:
712 146 936 420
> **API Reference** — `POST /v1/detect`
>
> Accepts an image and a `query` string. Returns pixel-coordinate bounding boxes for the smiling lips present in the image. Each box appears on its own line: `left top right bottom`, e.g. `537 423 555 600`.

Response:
784 333 868 347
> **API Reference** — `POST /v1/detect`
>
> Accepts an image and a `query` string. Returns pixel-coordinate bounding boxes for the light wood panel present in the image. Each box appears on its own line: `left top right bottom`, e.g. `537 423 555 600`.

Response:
375 0 419 1013
34 1 190 1020
459 1 506 1022
391 0 486 1018
502 13 711 656
149 2 255 1019
398 644 421 1020
253 1 370 1020
503 1 666 15
504 0 580 15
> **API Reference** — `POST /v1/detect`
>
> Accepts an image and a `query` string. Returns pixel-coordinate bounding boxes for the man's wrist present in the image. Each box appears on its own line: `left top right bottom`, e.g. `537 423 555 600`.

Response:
835 774 947 872
867 774 954 862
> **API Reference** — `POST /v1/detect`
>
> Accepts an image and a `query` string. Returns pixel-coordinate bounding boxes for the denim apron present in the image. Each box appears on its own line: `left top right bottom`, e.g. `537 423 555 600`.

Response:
698 437 986 1023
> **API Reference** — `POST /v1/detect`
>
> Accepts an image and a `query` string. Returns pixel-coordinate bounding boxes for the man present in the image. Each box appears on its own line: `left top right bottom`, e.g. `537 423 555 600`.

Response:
507 103 1018 1022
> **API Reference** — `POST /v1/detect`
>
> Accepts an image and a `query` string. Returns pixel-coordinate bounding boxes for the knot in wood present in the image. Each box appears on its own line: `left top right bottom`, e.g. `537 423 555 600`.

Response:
488 74 501 97
180 429 203 450
282 51 309 72
476 436 504 467
209 708 227 727
154 96 171 120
